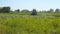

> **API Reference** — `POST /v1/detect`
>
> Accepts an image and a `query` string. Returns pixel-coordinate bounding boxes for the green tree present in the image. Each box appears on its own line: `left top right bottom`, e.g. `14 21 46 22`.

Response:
31 9 37 15
15 9 20 12
55 9 60 12
47 9 54 13
1 7 10 13
50 9 54 12
21 9 30 13
0 7 2 12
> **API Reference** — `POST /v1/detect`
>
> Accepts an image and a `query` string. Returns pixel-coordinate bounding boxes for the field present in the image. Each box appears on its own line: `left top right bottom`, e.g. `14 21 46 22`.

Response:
0 12 60 34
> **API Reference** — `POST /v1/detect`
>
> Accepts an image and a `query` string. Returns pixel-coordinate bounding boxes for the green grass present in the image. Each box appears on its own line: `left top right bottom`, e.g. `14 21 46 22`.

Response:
0 12 60 34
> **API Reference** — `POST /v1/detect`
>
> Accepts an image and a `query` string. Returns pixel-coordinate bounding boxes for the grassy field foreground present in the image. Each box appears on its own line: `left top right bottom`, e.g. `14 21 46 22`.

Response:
0 13 60 34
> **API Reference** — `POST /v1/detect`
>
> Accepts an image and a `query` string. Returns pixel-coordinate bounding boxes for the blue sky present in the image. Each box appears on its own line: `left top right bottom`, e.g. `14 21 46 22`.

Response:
0 0 60 11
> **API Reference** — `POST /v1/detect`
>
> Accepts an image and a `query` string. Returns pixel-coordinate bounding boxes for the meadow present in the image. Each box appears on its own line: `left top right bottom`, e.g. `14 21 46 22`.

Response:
0 12 60 34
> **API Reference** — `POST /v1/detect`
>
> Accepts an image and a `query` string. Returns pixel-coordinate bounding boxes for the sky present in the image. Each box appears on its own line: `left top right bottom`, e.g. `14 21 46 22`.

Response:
0 0 60 11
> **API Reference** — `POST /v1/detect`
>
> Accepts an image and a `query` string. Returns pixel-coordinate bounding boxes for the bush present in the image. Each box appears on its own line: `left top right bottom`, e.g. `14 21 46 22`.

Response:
31 9 37 15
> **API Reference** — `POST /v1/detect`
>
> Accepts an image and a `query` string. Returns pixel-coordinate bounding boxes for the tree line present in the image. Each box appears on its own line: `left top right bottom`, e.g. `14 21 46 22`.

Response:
0 6 60 15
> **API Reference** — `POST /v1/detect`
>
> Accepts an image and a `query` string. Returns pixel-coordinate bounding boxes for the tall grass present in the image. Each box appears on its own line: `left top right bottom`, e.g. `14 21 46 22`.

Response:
0 13 60 34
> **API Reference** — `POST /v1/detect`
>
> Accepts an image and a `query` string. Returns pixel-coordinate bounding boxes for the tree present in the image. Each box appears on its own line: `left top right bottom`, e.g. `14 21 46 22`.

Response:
47 9 54 13
0 7 2 12
21 9 30 13
55 9 60 12
0 7 10 13
31 9 37 15
50 9 54 12
15 9 20 12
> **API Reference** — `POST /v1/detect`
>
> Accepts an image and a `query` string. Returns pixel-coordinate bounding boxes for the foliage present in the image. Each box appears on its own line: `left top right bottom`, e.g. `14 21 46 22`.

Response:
0 7 10 13
31 9 37 15
55 9 60 12
21 9 30 13
0 13 60 34
15 9 20 12
50 9 54 12
0 6 60 34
